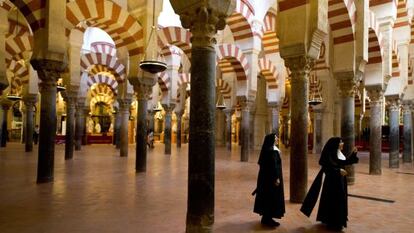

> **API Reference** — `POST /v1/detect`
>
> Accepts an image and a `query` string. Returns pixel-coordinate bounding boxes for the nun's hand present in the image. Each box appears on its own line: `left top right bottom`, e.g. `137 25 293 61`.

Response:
340 169 348 176
275 178 280 186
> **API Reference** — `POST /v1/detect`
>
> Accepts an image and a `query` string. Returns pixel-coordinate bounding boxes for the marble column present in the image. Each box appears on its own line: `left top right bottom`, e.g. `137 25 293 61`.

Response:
64 91 78 160
388 98 400 168
135 83 153 173
284 56 314 203
402 101 412 163
223 108 233 151
31 59 64 183
176 111 183 148
118 98 131 157
239 97 253 162
313 106 323 154
169 2 233 231
268 102 280 135
75 98 85 151
0 100 11 147
23 95 38 152
337 76 356 185
162 104 175 155
367 88 383 175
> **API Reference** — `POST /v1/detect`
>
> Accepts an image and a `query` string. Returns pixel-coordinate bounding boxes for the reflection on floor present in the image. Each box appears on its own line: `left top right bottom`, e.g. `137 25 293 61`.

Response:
0 142 413 233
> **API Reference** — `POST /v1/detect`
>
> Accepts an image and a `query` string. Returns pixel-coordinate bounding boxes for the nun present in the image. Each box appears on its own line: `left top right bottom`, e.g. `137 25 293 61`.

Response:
301 137 359 231
252 133 285 227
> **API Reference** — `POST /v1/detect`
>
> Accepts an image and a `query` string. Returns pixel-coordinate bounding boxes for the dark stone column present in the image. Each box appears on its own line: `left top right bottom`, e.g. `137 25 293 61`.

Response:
268 102 280 135
176 111 183 148
0 100 11 147
249 107 255 151
111 108 117 146
284 56 314 203
402 102 412 163
75 98 85 151
114 106 122 149
367 88 383 174
162 104 175 155
23 95 38 152
169 3 233 231
133 81 154 173
238 97 252 162
388 98 400 168
31 59 65 183
223 108 233 151
118 98 131 157
411 106 414 163
337 75 356 185
63 91 78 160
82 106 89 145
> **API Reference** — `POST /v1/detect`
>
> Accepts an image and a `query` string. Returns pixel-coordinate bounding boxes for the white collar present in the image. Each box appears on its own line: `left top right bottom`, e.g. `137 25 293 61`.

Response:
337 149 346 160
273 145 280 152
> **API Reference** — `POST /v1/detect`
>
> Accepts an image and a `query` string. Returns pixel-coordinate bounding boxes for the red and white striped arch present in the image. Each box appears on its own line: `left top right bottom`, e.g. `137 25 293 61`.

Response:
66 0 143 56
216 78 232 99
7 0 46 32
90 83 116 98
91 41 116 56
80 52 125 82
226 0 255 41
367 11 383 65
262 11 278 55
394 1 409 28
158 26 192 59
157 72 170 94
328 0 356 45
90 95 114 107
5 34 33 66
392 49 400 78
9 61 29 91
309 73 322 102
87 74 118 94
178 73 191 87
258 57 278 89
216 43 250 81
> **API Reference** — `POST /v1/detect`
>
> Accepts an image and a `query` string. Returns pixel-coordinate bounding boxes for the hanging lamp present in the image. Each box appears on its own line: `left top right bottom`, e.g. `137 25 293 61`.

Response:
308 70 322 106
139 0 167 74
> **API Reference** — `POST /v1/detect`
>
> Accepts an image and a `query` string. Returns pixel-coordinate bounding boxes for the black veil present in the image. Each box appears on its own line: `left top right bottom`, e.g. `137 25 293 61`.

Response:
319 137 341 167
258 133 276 165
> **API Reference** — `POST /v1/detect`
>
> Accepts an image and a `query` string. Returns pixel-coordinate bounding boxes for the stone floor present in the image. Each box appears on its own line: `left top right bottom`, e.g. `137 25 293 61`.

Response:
0 142 413 233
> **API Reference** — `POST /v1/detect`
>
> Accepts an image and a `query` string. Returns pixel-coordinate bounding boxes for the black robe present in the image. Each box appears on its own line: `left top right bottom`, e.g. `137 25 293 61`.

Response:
253 148 285 218
301 142 358 228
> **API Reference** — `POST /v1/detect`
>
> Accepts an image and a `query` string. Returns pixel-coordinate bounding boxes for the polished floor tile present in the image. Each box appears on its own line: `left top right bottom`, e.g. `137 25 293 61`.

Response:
0 142 413 233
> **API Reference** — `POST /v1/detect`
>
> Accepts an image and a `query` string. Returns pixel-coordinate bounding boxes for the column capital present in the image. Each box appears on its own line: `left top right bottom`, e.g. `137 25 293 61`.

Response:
284 55 315 78
366 86 384 102
30 59 66 84
267 101 281 109
118 98 132 111
386 96 401 111
222 108 234 115
171 1 235 48
336 72 357 98
237 96 254 110
402 101 412 113
162 103 176 113
22 94 38 106
0 98 12 110
135 83 154 100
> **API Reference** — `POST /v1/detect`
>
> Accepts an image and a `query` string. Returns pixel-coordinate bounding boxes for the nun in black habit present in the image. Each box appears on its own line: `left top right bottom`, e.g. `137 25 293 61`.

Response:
252 133 285 227
300 137 359 231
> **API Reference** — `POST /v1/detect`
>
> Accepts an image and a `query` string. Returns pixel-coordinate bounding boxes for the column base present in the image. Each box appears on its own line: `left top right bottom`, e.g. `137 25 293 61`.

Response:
37 176 54 183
